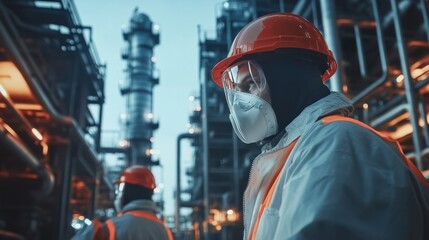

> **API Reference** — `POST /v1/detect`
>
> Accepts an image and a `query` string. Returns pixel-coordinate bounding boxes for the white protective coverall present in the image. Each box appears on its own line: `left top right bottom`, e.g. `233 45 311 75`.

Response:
72 199 171 240
244 92 429 240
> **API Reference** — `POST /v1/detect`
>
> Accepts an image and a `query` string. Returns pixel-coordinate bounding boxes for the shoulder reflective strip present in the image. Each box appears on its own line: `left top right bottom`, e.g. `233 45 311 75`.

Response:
105 220 115 240
124 211 173 240
92 220 103 240
250 138 299 240
322 115 429 186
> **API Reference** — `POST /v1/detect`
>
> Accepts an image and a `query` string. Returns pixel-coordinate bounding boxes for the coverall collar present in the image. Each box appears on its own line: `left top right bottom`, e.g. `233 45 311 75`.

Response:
122 199 158 214
261 91 353 153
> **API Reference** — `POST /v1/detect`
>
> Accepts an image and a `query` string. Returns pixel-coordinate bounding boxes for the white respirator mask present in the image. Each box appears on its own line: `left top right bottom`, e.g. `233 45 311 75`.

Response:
222 60 278 143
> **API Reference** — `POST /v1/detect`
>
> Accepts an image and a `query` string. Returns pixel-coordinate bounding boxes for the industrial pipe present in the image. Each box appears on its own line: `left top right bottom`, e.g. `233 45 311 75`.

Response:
175 132 198 237
370 104 408 128
391 0 424 170
320 0 345 93
351 0 388 104
0 4 100 171
0 126 54 197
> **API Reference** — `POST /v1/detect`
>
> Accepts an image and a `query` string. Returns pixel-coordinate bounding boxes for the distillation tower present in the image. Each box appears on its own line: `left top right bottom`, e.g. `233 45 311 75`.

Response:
120 9 160 166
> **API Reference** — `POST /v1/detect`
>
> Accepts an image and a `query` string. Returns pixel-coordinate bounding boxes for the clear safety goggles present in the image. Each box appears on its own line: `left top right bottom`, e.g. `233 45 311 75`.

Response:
221 60 267 97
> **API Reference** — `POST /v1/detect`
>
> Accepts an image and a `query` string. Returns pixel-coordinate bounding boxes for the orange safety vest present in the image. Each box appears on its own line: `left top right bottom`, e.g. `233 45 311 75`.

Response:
249 115 429 240
93 210 173 240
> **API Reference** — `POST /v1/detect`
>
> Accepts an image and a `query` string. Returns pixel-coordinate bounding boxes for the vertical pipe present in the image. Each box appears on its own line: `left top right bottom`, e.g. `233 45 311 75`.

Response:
58 141 74 240
201 80 210 240
226 11 232 52
418 100 429 148
390 0 424 170
89 168 100 219
354 25 367 80
232 133 240 212
351 0 389 104
95 102 103 153
320 0 344 93
251 0 257 20
419 0 429 42
279 0 285 13
175 133 195 237
311 0 319 29
175 135 182 238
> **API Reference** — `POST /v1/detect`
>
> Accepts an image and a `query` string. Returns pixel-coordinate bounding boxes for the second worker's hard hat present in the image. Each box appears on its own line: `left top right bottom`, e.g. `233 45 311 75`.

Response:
115 165 156 190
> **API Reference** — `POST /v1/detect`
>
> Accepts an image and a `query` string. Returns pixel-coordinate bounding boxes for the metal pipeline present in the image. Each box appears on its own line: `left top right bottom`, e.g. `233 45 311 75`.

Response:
0 4 100 172
0 126 54 197
370 104 408 128
292 0 311 15
419 0 429 42
391 0 424 170
351 0 388 105
175 133 198 237
320 0 345 93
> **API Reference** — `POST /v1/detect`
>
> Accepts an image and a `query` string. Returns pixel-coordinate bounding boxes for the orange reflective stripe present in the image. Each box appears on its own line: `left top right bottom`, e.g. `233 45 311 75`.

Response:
250 138 299 240
105 220 115 240
124 211 173 240
92 219 104 240
322 115 429 186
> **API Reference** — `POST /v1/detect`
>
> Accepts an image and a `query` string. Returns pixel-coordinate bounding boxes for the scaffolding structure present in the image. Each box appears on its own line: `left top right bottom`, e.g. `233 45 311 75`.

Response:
181 0 429 239
0 0 110 239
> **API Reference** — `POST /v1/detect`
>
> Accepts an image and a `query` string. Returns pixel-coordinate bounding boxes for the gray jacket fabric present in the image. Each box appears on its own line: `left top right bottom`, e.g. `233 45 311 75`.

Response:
244 92 429 240
71 200 170 240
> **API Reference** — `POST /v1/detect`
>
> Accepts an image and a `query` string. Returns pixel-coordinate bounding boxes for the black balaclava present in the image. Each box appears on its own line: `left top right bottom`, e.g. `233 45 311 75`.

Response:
256 49 331 134
122 183 154 207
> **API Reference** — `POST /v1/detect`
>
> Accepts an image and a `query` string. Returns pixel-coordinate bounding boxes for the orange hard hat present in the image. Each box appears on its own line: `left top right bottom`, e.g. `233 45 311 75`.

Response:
115 165 156 190
211 13 337 87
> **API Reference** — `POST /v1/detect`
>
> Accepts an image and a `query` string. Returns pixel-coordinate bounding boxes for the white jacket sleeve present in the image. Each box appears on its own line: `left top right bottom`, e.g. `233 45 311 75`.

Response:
273 121 429 240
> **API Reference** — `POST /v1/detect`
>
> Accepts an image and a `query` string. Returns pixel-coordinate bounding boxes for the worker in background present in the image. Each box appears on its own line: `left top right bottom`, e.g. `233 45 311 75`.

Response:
72 165 173 240
211 13 429 240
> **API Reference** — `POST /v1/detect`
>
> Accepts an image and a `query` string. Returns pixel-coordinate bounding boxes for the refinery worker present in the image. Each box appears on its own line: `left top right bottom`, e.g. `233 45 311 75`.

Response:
211 13 429 240
72 165 173 240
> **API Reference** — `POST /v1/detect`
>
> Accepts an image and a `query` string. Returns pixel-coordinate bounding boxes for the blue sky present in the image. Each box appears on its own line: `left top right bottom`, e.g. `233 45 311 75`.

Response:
74 0 221 216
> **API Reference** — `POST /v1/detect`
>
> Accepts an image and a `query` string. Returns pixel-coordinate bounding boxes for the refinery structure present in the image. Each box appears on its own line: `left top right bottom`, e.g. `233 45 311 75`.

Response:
0 0 428 240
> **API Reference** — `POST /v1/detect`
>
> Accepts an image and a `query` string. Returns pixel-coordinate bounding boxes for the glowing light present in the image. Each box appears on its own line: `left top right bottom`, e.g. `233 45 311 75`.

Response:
151 56 157 63
154 187 161 193
227 209 234 215
120 113 127 120
188 128 195 134
149 149 160 155
153 24 160 31
150 137 155 143
0 84 8 97
396 74 404 83
215 225 222 231
84 219 92 225
188 95 195 101
41 141 49 156
118 140 129 148
2 123 18 138
146 113 154 119
363 103 368 110
78 216 84 221
32 128 43 140
193 106 202 112
223 2 230 8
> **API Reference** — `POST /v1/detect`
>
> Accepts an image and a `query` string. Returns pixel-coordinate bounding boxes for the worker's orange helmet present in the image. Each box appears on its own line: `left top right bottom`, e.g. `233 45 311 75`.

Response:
211 13 337 87
115 166 156 190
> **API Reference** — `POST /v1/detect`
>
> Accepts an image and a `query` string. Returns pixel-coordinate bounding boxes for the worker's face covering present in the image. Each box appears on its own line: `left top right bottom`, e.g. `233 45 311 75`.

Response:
222 60 278 143
114 182 125 212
